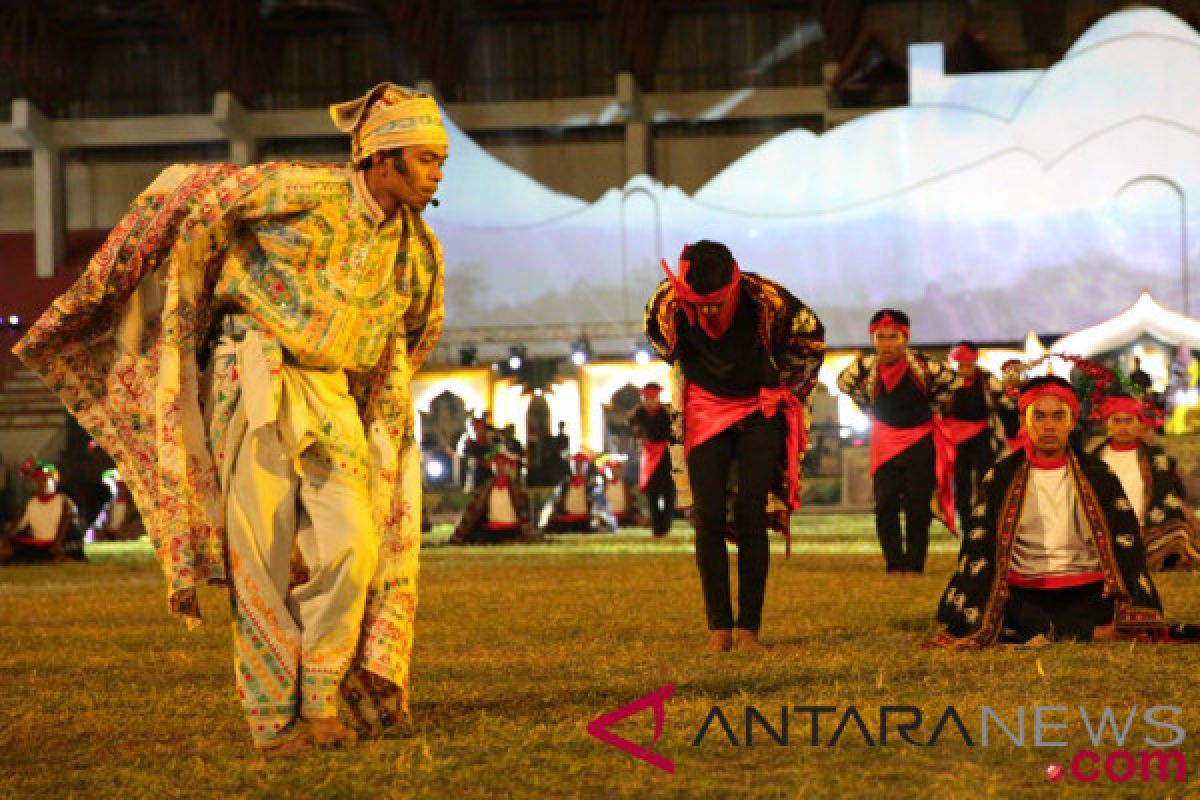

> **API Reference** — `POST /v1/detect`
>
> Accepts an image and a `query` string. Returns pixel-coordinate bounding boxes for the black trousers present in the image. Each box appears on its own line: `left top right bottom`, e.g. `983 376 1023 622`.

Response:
686 411 786 632
873 435 935 573
643 454 676 535
954 429 994 527
1000 583 1114 643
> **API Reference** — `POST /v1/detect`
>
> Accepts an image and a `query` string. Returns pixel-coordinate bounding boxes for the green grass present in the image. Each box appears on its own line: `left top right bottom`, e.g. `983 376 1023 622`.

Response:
2 514 1198 799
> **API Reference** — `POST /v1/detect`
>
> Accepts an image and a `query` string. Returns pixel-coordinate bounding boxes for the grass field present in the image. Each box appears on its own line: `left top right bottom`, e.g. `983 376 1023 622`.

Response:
2 514 1198 799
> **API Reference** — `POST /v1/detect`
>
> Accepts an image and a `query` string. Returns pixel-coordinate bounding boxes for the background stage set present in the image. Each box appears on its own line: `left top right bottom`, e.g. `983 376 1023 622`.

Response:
3 3 1200 798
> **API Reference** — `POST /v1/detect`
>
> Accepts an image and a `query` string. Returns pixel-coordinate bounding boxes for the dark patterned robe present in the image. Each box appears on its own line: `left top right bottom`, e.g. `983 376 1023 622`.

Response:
929 448 1164 648
1089 439 1200 570
449 478 537 544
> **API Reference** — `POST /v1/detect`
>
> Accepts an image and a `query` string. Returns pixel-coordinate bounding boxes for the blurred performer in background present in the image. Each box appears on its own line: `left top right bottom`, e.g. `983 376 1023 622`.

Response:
1091 395 1200 570
630 383 676 537
541 452 599 533
450 449 539 545
838 310 957 574
457 417 495 492
595 454 643 529
943 342 1012 529
645 240 825 654
14 83 447 751
91 468 145 542
1 459 84 565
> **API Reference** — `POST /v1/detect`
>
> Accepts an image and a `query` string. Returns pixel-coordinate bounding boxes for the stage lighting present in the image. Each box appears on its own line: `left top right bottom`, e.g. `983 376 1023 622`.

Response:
634 344 651 365
459 345 478 367
570 336 592 367
424 459 445 480
533 388 544 397
6 314 18 329
507 345 527 373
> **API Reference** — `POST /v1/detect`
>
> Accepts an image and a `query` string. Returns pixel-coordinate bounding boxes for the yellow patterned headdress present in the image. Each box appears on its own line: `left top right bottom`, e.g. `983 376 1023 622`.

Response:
329 83 448 164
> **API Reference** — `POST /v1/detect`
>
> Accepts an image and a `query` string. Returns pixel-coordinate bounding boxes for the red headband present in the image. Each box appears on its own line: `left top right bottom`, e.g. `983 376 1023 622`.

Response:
949 344 978 364
1098 396 1145 422
640 385 662 399
661 245 741 338
869 312 910 337
1018 383 1080 416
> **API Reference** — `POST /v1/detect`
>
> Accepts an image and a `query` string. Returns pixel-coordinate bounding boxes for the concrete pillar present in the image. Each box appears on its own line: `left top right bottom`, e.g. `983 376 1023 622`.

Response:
617 72 653 179
214 91 256 165
12 99 65 278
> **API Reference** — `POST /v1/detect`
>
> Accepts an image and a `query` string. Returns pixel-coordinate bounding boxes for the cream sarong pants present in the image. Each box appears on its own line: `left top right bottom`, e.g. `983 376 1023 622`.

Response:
204 329 378 746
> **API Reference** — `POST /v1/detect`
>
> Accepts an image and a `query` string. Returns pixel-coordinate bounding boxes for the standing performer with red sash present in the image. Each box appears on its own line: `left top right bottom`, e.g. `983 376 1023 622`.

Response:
944 341 1013 529
645 240 825 654
838 310 958 574
630 383 675 537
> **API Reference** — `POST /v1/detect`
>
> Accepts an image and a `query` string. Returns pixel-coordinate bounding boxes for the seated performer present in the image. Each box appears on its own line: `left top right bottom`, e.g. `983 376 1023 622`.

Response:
630 382 676 536
838 310 958 574
449 450 539 545
91 468 145 542
1091 395 1200 570
594 454 644 529
928 376 1168 647
645 240 825 653
541 452 599 533
944 342 1012 528
2 458 85 564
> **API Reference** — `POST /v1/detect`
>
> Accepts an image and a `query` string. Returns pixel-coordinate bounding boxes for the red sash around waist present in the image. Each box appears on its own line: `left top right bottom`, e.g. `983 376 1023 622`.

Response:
684 382 807 511
1007 571 1105 590
639 440 668 491
869 417 958 535
942 417 988 447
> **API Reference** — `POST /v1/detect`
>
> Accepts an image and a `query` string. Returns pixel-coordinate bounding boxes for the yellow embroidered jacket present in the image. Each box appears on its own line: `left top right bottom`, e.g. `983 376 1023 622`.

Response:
14 163 442 692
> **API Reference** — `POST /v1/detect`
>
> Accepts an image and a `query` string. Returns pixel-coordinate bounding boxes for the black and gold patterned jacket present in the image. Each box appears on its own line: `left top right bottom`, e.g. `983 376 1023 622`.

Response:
644 272 826 399
1088 439 1200 570
836 350 959 417
643 272 824 522
929 448 1164 648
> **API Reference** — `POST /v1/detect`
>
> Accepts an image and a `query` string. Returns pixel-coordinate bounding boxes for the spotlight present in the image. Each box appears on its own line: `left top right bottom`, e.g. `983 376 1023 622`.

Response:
424 459 445 480
634 344 651 365
459 345 478 367
6 314 18 328
533 387 544 397
507 345 526 373
570 336 592 367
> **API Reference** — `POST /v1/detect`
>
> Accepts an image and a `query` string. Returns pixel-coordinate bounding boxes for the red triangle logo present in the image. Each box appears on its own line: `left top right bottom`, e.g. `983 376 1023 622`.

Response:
586 684 675 774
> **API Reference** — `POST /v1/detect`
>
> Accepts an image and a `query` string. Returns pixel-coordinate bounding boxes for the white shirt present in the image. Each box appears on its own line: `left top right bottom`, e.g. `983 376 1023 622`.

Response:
605 482 627 514
487 485 518 525
564 483 588 515
1011 465 1101 578
17 494 68 542
1101 445 1145 526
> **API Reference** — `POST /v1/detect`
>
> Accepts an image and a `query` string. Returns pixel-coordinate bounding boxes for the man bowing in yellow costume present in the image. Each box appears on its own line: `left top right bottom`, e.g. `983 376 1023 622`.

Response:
14 84 448 752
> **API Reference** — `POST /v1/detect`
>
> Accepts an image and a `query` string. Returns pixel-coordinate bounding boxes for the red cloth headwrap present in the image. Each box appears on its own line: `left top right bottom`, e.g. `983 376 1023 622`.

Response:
1098 396 1146 422
640 384 662 399
1017 383 1080 416
868 312 910 337
949 344 978 364
661 246 741 339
